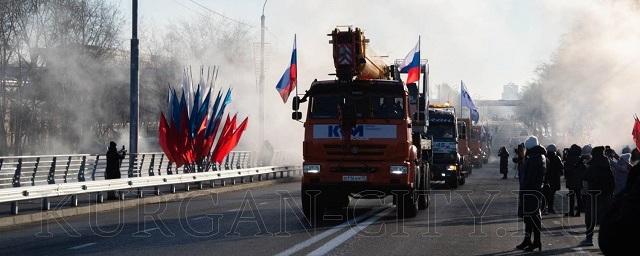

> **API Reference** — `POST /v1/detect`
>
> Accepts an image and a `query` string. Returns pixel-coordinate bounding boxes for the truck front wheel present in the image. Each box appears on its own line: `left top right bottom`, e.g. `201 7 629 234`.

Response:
447 176 459 189
301 189 323 224
396 190 418 218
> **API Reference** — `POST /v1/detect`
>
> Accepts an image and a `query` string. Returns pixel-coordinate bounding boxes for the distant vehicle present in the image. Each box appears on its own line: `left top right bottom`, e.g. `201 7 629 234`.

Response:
427 104 465 188
457 117 473 179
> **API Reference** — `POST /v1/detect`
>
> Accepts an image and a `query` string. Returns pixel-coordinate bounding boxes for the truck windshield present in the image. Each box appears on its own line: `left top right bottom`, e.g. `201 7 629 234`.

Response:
427 124 456 139
309 94 404 119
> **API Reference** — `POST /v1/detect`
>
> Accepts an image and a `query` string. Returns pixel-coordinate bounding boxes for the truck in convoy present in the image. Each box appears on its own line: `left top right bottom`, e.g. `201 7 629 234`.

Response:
469 125 485 167
427 104 465 188
291 27 430 221
457 117 473 179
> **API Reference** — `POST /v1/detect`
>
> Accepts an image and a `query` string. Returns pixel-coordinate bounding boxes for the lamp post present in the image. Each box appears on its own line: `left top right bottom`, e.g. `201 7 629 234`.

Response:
130 0 139 169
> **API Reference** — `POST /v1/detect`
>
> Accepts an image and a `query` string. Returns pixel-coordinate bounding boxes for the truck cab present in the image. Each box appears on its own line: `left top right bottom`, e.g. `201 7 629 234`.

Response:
427 106 464 188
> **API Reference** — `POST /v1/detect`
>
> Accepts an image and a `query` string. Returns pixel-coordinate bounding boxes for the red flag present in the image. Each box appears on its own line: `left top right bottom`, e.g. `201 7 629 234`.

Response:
193 116 209 162
211 114 237 160
214 117 249 164
158 113 175 162
633 115 640 150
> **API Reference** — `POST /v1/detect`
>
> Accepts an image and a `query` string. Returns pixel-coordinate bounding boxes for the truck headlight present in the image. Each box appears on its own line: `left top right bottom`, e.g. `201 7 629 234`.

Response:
390 165 408 175
447 165 457 171
303 164 320 174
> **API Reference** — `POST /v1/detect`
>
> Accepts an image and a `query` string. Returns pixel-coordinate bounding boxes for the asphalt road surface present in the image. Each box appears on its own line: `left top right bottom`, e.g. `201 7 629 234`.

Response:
0 162 603 255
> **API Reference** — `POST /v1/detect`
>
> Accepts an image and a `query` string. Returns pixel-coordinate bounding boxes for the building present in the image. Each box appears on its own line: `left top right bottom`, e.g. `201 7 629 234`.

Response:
501 82 521 100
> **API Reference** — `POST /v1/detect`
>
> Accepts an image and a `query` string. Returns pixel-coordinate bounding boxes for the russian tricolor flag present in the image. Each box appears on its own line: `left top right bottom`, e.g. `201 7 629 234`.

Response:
275 35 297 103
400 39 420 84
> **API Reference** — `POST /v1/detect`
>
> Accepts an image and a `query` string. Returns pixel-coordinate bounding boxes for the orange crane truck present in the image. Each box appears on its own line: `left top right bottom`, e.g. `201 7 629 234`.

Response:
291 27 430 221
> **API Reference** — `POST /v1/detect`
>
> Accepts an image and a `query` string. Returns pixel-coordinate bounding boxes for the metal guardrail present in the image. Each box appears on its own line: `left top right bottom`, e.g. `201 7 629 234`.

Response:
0 151 301 215
0 151 253 189
0 165 300 215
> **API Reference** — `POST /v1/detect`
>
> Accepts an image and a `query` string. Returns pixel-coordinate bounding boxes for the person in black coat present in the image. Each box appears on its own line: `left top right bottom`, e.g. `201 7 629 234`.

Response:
544 144 564 214
499 146 509 179
516 136 546 252
599 150 640 255
564 144 583 217
105 141 126 200
580 146 614 246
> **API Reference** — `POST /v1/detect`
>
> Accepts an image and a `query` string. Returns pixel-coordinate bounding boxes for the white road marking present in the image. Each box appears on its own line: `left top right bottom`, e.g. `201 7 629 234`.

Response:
259 202 269 205
140 227 159 233
192 216 208 221
68 242 96 250
274 207 388 256
227 208 240 212
553 220 561 225
307 207 395 256
572 247 588 254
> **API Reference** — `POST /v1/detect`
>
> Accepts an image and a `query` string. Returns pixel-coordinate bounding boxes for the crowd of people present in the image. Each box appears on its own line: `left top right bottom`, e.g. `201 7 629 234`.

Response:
498 137 640 254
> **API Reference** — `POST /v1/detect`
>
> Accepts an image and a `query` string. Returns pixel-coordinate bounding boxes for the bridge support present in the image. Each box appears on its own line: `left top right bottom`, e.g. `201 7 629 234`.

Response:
170 185 176 194
10 202 18 215
42 198 50 211
71 195 78 207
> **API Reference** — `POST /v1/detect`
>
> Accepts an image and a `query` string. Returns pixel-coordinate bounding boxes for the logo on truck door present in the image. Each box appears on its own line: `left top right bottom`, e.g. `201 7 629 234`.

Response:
313 124 396 139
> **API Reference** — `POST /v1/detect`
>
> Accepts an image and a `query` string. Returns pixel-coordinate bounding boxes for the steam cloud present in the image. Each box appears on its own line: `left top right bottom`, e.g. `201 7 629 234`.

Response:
523 0 640 149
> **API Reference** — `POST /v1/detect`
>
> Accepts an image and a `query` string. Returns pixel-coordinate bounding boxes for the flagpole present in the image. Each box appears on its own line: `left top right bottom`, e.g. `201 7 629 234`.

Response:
459 80 462 119
294 34 299 96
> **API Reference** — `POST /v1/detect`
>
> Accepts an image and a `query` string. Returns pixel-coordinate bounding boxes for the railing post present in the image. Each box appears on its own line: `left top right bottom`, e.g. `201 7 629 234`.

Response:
128 154 136 178
154 186 160 196
91 155 100 181
31 157 41 186
167 161 173 175
63 156 72 183
78 156 87 182
170 184 176 193
148 154 155 176
48 157 57 184
96 193 104 203
12 158 22 187
138 154 145 177
157 154 164 176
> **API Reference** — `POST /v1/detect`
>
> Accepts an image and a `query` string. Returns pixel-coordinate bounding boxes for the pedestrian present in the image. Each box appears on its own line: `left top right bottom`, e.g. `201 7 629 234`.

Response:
613 153 631 195
516 136 545 252
513 143 525 179
498 146 509 179
544 144 563 214
564 144 583 217
580 146 614 247
626 148 640 191
621 145 631 155
105 141 126 200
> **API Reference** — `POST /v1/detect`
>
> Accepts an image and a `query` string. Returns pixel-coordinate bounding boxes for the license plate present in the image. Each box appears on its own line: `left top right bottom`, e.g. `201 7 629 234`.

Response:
342 175 367 182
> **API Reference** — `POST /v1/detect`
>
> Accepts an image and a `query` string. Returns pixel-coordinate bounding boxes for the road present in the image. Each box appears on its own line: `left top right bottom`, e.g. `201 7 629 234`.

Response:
0 163 603 255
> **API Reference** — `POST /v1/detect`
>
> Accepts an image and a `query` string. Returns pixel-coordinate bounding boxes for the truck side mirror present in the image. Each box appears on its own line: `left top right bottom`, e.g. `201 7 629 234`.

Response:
292 111 302 121
292 96 300 111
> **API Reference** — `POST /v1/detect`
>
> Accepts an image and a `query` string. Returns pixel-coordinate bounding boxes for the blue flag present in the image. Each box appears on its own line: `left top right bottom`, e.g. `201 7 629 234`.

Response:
461 81 479 122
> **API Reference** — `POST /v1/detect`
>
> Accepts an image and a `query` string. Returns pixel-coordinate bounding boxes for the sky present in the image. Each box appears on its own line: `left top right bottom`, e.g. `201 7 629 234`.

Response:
111 0 583 100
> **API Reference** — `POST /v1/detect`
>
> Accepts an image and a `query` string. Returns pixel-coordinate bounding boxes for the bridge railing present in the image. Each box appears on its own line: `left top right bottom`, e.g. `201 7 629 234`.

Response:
0 151 300 216
0 151 253 189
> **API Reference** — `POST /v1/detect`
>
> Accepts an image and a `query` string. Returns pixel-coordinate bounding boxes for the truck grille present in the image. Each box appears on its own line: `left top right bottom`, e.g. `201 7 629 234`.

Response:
323 144 387 156
331 166 377 173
